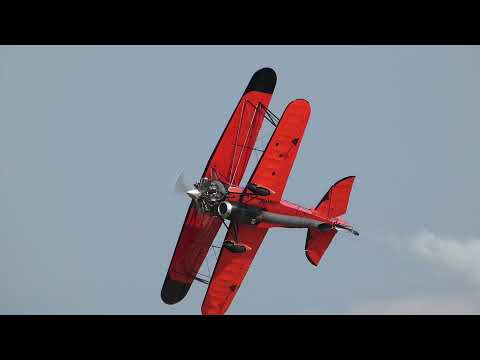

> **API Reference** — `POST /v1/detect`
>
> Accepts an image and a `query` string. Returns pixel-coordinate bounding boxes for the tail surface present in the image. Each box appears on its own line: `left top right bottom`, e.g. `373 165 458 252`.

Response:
312 176 355 219
305 176 356 266
305 228 337 266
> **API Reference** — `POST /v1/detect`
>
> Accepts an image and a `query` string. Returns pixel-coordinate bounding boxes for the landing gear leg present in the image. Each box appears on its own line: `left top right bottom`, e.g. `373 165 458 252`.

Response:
222 220 252 253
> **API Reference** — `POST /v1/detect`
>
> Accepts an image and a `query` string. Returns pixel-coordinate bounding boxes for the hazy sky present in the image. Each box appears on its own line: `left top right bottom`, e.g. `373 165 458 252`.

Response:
2 45 480 314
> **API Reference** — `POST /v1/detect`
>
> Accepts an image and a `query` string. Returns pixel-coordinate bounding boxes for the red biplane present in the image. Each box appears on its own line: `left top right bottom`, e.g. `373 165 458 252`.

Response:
161 68 359 315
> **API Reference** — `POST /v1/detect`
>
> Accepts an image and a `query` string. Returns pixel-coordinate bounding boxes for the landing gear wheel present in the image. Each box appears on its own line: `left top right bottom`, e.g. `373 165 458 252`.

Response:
223 240 252 253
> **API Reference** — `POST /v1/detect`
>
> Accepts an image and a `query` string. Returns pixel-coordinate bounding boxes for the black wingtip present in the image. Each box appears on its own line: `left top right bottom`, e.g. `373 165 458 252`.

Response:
161 274 192 305
244 67 277 95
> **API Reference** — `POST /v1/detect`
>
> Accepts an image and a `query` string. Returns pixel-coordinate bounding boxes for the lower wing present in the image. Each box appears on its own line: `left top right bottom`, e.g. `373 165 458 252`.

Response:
201 223 269 315
244 99 311 202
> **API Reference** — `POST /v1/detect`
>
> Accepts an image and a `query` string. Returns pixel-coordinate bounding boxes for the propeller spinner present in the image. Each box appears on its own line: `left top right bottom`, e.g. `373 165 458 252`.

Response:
174 171 227 213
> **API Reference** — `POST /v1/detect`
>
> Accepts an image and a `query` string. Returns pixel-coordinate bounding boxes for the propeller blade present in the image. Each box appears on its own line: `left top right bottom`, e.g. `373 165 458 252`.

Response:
174 170 191 195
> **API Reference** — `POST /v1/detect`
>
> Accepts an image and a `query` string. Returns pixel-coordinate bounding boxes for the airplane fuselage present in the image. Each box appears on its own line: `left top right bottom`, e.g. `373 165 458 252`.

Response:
211 184 352 232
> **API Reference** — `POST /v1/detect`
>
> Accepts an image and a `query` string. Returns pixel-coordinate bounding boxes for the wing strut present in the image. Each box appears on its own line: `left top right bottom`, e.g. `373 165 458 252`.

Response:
245 99 280 128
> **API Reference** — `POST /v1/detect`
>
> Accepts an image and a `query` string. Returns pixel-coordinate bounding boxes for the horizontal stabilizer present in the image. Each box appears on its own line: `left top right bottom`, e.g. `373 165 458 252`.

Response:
305 228 337 266
314 176 355 219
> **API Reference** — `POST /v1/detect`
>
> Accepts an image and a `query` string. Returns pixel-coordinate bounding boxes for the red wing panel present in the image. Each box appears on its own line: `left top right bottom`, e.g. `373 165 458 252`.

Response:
305 228 337 266
202 68 277 186
314 176 356 219
161 68 276 305
201 224 268 315
161 203 222 304
244 99 311 202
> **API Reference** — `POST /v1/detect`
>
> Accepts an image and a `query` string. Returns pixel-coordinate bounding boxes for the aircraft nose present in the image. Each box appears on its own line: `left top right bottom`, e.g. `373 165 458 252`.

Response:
186 188 201 200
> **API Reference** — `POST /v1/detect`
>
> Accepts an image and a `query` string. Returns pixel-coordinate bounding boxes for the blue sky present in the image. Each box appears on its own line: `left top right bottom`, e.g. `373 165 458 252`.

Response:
2 46 480 314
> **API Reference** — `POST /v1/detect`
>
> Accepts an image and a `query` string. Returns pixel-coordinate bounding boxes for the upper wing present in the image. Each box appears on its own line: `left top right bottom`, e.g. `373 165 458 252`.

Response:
201 223 268 315
161 203 222 304
161 68 276 305
244 99 311 202
202 67 277 186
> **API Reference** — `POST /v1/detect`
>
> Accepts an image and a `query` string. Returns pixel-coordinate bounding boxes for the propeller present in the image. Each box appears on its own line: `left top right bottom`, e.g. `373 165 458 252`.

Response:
174 170 191 195
174 170 202 202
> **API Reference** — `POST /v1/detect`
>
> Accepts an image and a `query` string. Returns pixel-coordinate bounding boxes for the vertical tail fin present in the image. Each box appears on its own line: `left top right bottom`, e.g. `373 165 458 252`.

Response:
313 176 356 219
